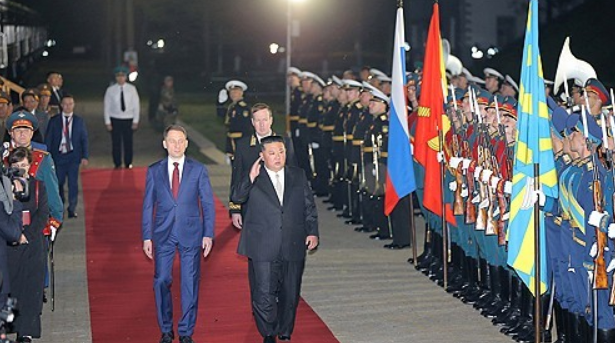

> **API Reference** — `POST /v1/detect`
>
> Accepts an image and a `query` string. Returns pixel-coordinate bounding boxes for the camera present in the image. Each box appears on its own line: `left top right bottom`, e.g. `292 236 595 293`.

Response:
1 166 28 202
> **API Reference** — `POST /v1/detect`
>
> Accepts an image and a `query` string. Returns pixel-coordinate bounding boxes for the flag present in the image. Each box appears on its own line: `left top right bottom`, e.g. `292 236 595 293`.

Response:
412 3 455 224
384 6 416 215
507 0 558 296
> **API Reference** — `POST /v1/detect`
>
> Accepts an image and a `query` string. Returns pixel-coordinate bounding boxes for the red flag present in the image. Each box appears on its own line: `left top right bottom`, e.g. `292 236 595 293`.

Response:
413 3 455 224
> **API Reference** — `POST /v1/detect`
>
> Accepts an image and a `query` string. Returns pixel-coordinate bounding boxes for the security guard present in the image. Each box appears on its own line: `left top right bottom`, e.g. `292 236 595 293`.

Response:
224 80 251 160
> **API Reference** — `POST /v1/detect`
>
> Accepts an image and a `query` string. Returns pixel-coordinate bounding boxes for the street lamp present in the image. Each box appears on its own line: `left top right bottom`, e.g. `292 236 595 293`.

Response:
285 0 305 134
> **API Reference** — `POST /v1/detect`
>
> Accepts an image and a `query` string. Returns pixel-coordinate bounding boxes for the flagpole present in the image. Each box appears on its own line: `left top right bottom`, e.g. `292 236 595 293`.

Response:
533 163 541 343
439 126 448 289
409 194 418 267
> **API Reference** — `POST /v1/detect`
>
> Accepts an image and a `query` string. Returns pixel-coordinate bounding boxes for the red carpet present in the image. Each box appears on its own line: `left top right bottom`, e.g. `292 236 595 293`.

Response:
82 167 339 343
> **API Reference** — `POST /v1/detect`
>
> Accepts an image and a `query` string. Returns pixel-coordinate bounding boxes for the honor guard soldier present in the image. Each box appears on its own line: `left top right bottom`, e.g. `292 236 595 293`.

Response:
296 72 317 179
304 73 328 196
339 80 363 220
287 67 303 153
359 89 389 238
584 78 610 118
328 79 350 212
4 111 63 239
224 80 251 161
319 76 342 201
483 68 504 95
501 75 519 99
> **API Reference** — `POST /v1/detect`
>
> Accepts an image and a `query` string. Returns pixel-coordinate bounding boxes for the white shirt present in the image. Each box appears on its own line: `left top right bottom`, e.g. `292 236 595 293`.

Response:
59 112 74 153
255 131 273 143
103 82 140 124
168 155 186 185
265 166 285 204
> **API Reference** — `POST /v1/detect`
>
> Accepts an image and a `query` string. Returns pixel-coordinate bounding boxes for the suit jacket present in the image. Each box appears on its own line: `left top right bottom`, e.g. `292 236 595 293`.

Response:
229 133 296 213
142 157 215 248
232 165 318 262
45 114 89 165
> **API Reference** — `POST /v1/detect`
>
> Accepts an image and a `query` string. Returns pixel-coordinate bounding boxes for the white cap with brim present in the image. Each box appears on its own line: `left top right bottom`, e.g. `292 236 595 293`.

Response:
361 81 379 94
505 75 519 92
331 75 343 87
377 75 392 83
288 67 302 76
461 68 472 79
342 80 363 89
369 68 387 79
225 80 248 91
470 75 485 85
483 67 504 80
370 89 390 104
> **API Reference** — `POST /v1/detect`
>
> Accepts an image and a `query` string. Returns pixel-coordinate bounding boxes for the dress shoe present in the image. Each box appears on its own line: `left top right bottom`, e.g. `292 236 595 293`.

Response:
384 243 410 249
369 233 392 240
68 211 78 218
278 335 291 341
114 165 122 169
17 337 32 343
263 336 276 343
179 336 194 343
345 219 360 225
159 332 174 343
126 164 133 169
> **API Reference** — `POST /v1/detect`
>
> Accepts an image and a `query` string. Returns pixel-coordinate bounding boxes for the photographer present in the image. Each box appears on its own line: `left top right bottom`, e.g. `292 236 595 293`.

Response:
6 147 47 343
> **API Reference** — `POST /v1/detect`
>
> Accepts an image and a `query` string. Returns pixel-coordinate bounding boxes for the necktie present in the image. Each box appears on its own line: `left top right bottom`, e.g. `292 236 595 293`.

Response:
120 86 126 112
64 116 73 153
275 173 283 205
172 162 180 199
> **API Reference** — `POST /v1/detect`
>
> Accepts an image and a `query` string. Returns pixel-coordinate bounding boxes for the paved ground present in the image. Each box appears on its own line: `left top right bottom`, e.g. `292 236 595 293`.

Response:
34 100 514 342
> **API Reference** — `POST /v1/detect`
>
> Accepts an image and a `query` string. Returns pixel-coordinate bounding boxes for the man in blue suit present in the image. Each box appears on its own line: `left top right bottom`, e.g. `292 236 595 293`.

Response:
142 125 215 343
45 94 89 218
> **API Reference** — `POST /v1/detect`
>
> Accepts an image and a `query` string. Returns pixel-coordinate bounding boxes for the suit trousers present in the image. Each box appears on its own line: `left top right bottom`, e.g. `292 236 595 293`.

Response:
110 118 134 168
249 258 305 338
154 233 202 336
56 161 80 212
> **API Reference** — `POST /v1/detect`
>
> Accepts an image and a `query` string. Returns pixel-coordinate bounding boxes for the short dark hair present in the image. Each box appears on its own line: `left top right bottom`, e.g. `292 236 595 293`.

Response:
61 93 74 101
260 135 285 151
251 103 273 119
8 147 32 165
163 125 188 139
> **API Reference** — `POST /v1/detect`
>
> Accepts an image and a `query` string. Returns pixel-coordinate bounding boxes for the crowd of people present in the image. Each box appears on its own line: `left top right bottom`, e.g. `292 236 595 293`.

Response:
218 33 615 342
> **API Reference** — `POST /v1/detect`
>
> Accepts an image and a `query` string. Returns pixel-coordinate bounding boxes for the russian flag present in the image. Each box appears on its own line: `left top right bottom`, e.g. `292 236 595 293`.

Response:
384 7 416 216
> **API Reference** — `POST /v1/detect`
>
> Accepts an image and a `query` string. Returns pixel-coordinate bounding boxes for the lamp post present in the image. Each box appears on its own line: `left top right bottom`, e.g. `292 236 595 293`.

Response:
285 0 305 134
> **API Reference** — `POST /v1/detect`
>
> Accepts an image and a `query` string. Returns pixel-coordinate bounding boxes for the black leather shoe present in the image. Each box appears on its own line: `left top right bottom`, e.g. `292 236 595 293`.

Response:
384 243 410 249
278 335 291 341
68 211 78 218
179 336 194 343
370 233 392 240
159 332 174 343
17 337 32 343
263 336 276 343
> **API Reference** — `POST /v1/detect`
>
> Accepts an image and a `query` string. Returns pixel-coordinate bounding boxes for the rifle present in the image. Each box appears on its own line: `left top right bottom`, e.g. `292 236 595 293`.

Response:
484 149 497 236
475 144 487 231
451 134 464 215
372 133 381 196
591 145 608 291
464 140 477 224
307 143 317 178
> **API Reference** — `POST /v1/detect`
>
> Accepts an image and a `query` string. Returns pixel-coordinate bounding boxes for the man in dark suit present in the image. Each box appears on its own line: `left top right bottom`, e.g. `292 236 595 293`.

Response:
229 103 296 229
232 136 319 343
142 125 215 343
45 95 89 218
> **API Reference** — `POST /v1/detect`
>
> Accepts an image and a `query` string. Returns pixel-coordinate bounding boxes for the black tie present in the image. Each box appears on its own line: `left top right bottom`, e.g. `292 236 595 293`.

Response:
120 86 126 112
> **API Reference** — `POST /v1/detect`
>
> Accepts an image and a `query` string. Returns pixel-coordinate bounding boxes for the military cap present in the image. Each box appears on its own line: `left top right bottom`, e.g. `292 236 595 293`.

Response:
447 87 465 106
465 86 491 106
585 78 610 106
342 79 363 90
37 83 52 97
0 91 10 104
113 65 130 75
301 71 326 87
369 68 387 79
370 89 389 104
21 88 39 101
225 80 248 92
287 66 302 77
504 75 519 92
6 110 39 131
406 72 419 86
549 97 569 137
330 75 343 87
377 75 392 83
361 81 378 94
499 96 518 120
461 68 472 80
483 68 504 80
565 112 602 144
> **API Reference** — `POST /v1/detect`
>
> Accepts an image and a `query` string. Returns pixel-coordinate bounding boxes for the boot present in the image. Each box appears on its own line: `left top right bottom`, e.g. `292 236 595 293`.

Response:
481 266 508 318
553 301 566 343
494 273 522 325
597 328 615 343
473 259 494 310
459 257 482 304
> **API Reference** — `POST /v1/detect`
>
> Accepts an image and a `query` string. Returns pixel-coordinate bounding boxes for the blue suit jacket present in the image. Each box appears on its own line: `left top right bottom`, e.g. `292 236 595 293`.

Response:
142 157 215 248
44 114 89 165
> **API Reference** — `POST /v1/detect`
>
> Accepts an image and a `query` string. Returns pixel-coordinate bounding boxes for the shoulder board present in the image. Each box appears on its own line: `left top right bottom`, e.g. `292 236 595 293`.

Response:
239 101 247 107
32 148 49 156
382 126 389 133
355 102 363 110
379 114 388 121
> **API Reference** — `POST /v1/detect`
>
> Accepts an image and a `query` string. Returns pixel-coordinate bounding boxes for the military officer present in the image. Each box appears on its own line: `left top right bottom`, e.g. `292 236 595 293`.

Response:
483 68 504 94
224 80 251 160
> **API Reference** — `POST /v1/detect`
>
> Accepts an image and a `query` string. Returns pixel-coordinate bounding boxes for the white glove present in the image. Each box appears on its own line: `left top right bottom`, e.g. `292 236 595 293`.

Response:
218 89 228 103
410 143 414 154
51 226 58 242
225 155 232 165
471 194 480 204
436 152 445 163
461 185 469 198
295 129 300 137
311 142 320 149
588 211 609 229
450 157 463 169
490 176 501 190
502 212 510 221
473 166 483 181
608 223 615 239
479 198 490 209
607 259 615 273
589 242 598 258
481 169 493 183
462 159 471 170
588 270 594 284
504 181 512 195
449 181 458 192
493 206 500 218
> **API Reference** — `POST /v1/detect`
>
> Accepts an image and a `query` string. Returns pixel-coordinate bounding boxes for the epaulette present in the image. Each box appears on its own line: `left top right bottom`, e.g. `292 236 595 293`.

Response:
30 150 48 177
355 102 363 110
239 100 247 107
32 148 49 156
250 135 257 147
379 114 387 121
